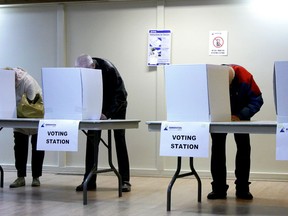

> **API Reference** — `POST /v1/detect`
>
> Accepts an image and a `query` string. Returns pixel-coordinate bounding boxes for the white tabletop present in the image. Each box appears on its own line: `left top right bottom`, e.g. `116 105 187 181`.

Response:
146 121 277 134
0 118 141 130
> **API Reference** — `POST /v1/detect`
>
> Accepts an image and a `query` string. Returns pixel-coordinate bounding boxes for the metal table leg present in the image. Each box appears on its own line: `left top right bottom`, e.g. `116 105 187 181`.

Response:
0 127 4 188
167 157 202 211
0 165 3 188
82 129 122 205
106 130 122 197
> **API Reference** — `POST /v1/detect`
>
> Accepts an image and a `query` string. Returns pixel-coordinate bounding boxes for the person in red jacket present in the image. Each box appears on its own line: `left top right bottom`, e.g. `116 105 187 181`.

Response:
207 64 264 200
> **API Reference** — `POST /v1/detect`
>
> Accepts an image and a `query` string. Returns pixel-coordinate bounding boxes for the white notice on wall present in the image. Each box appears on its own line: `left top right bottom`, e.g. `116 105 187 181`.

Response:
147 29 171 66
37 119 80 151
209 31 228 56
276 123 288 160
160 122 210 157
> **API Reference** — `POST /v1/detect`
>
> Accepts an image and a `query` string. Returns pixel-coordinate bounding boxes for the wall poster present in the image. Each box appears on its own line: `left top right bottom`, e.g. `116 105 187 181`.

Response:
147 29 171 66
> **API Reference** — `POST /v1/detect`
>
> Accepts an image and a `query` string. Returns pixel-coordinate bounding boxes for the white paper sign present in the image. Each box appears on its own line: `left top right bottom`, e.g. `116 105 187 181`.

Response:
37 119 80 151
147 29 171 66
209 31 228 56
276 123 288 160
160 122 210 157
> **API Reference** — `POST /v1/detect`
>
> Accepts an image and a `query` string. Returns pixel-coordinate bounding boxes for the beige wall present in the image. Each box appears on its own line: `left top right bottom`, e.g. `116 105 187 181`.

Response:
0 0 288 180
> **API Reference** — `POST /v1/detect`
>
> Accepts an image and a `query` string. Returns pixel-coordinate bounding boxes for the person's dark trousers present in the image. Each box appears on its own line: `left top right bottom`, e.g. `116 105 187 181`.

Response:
114 128 130 183
83 130 101 186
112 106 130 183
13 132 45 178
234 133 251 192
84 129 130 185
83 106 130 185
210 133 228 193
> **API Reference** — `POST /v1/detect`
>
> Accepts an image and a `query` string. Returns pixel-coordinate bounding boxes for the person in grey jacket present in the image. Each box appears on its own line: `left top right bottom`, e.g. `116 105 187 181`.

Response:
8 67 45 188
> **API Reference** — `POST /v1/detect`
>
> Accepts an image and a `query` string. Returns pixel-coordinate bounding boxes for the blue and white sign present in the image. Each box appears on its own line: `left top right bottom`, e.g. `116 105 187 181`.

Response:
160 121 210 157
148 29 171 66
276 123 288 160
37 119 80 151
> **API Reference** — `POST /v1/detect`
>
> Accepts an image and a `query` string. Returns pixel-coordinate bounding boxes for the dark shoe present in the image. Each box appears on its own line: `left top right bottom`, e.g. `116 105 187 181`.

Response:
10 177 25 188
31 178 40 187
122 181 131 192
236 191 253 200
75 183 96 192
207 191 227 199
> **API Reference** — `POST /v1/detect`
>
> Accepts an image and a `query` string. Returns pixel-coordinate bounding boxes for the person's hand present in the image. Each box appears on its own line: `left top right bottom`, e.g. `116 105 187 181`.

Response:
231 115 240 121
100 114 107 120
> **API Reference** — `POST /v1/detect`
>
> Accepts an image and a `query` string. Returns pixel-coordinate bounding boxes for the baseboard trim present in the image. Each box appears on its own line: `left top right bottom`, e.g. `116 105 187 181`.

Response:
1 164 288 181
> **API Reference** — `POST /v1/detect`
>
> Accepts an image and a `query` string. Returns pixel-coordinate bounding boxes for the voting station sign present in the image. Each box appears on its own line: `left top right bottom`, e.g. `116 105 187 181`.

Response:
37 119 80 151
160 122 210 157
276 123 288 160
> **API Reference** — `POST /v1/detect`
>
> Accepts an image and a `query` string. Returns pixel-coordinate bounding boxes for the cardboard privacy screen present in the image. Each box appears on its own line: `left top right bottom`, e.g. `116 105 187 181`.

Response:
0 69 16 118
42 67 102 120
165 64 231 122
274 61 288 123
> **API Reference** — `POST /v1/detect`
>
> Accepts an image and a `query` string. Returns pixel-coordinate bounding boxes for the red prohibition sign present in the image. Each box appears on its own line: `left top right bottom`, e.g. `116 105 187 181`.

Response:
213 36 224 48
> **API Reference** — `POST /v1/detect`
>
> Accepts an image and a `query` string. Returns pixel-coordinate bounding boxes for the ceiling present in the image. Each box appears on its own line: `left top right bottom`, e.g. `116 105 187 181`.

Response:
0 0 128 5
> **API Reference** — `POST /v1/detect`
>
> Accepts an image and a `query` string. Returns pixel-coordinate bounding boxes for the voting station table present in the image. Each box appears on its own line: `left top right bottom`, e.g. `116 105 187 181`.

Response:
146 120 277 211
0 118 140 205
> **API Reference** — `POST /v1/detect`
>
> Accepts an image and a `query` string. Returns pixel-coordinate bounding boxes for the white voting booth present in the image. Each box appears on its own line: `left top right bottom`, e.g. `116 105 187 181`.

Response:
41 67 102 120
274 61 288 123
0 69 16 118
165 64 231 122
274 61 288 160
161 64 231 157
38 67 103 152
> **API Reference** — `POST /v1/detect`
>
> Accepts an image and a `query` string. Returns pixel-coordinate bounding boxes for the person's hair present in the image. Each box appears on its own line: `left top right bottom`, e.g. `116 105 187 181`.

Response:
3 67 13 70
75 54 94 68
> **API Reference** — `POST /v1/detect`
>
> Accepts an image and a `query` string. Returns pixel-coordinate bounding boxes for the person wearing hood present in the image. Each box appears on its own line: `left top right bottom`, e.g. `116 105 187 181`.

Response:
7 67 45 188
207 64 264 200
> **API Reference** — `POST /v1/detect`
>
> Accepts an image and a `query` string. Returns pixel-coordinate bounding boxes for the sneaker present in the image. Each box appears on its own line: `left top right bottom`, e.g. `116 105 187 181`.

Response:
236 191 253 200
207 191 227 200
31 178 40 187
122 181 131 192
10 177 25 188
75 183 97 192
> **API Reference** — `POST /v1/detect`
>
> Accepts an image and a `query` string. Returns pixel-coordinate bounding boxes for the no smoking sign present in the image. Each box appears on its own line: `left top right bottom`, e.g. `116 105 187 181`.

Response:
209 31 228 56
213 36 224 48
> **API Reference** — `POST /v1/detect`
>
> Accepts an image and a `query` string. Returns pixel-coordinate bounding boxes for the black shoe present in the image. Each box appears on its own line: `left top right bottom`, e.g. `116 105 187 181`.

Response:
31 178 40 187
122 182 131 192
10 177 25 188
75 183 96 192
236 191 253 200
207 191 227 200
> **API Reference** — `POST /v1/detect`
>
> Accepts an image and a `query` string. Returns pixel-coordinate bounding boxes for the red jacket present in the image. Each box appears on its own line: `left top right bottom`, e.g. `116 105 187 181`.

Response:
228 64 264 120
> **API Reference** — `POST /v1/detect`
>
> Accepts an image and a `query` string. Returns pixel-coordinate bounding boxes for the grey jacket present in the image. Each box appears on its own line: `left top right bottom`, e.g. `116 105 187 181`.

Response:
14 67 42 135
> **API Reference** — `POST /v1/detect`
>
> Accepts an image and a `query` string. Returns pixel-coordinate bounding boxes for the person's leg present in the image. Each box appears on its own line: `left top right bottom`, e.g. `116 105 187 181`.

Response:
234 133 253 199
10 132 29 188
76 130 101 191
208 133 229 199
112 107 131 192
114 128 130 189
31 134 45 186
84 130 101 182
14 132 29 177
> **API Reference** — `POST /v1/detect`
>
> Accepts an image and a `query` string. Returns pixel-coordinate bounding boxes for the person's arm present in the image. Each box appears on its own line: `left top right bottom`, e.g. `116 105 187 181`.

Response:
103 67 127 119
24 76 41 103
238 78 264 120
